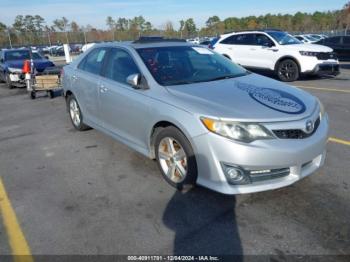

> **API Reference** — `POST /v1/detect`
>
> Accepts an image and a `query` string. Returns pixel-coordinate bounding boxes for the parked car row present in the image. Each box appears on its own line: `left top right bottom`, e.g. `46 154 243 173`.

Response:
0 48 56 88
212 29 341 81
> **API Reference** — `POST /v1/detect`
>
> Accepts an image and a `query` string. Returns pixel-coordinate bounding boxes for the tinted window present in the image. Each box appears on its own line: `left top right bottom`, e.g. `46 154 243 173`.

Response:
5 50 31 61
220 34 255 45
343 36 350 45
137 46 248 86
78 48 107 75
104 48 140 84
254 34 274 46
325 37 341 44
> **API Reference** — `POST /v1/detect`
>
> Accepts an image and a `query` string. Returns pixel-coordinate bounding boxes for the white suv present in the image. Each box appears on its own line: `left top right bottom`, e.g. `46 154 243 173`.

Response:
213 30 340 81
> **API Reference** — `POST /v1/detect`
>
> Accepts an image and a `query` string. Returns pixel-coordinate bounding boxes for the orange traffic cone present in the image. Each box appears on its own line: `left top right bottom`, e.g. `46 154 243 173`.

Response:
22 60 31 74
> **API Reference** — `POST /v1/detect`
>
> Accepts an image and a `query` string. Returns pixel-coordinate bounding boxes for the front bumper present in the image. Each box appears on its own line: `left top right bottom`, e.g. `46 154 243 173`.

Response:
309 63 340 76
191 114 329 194
9 72 25 85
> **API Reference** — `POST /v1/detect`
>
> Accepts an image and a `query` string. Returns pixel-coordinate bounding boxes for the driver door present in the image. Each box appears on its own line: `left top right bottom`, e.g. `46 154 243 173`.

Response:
249 34 280 70
98 48 152 150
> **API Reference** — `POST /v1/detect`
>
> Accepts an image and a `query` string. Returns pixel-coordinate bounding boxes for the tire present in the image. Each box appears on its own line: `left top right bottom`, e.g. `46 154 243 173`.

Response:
155 126 198 190
66 94 90 131
30 91 36 99
276 59 300 82
5 73 14 89
49 90 54 99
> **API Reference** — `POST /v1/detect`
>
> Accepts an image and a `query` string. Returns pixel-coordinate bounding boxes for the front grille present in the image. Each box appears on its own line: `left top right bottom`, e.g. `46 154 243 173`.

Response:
249 168 290 182
316 52 337 60
273 117 320 139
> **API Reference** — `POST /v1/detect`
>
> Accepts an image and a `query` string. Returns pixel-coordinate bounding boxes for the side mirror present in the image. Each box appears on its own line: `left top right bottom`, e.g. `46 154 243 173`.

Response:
0 58 4 63
127 73 141 87
45 56 49 60
126 73 149 89
262 42 274 48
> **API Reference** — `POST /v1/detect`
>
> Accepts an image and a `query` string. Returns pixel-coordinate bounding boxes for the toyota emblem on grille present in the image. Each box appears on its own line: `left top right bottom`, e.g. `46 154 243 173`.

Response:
305 120 314 134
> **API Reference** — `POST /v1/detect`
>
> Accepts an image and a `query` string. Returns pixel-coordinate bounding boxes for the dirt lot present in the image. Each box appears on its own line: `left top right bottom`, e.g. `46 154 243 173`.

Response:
0 63 349 260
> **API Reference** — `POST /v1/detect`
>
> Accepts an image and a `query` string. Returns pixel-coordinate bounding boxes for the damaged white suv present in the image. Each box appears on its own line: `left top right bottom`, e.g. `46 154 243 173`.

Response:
213 30 340 81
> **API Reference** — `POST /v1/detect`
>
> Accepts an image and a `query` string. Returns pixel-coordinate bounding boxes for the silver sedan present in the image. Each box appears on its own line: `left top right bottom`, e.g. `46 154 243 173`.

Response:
62 39 329 194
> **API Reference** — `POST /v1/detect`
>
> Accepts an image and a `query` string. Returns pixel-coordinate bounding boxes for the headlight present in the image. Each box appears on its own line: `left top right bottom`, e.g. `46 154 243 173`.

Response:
8 67 22 73
299 51 319 57
201 117 274 143
316 98 325 120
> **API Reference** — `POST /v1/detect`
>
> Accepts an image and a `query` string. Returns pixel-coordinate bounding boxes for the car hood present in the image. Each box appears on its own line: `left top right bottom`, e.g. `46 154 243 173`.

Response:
165 73 318 122
281 44 333 52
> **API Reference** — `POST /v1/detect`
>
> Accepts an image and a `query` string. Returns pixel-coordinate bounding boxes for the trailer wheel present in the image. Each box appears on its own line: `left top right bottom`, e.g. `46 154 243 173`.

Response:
49 90 54 99
30 91 36 100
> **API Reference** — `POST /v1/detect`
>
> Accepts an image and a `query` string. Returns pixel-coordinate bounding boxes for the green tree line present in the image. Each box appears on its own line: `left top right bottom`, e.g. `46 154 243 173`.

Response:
0 2 349 47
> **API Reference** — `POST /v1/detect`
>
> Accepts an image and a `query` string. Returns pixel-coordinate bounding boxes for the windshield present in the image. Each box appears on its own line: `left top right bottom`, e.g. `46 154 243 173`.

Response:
267 31 301 45
137 46 248 86
32 52 43 60
5 50 31 61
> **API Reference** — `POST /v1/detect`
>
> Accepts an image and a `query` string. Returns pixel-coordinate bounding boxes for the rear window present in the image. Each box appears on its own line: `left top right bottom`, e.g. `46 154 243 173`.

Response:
5 50 31 61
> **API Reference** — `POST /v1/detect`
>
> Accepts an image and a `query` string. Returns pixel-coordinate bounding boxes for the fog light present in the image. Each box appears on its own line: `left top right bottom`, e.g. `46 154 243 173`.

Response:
221 163 251 185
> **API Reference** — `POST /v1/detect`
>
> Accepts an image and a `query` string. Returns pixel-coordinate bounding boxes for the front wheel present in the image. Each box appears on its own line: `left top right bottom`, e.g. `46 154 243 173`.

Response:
155 126 197 190
66 94 90 131
276 59 300 82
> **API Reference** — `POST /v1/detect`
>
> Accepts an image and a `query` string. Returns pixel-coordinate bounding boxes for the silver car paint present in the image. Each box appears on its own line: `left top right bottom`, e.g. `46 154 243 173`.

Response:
62 42 329 194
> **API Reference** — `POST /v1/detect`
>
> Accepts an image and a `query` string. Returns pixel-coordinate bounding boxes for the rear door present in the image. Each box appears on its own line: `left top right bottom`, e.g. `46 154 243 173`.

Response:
217 33 256 67
72 47 108 126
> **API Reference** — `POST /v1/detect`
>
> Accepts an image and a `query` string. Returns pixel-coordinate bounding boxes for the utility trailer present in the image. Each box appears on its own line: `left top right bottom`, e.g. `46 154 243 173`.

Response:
27 67 62 99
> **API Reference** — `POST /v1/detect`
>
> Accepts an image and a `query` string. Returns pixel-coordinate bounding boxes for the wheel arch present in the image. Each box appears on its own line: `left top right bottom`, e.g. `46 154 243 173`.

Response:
149 120 194 159
274 56 301 72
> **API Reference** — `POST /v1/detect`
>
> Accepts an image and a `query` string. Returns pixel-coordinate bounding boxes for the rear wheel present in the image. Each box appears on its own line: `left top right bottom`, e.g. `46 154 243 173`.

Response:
66 94 90 131
155 126 197 190
276 59 299 82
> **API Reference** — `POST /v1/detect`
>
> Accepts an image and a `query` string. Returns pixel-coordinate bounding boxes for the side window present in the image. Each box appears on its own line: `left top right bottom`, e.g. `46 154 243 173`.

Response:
220 35 236 45
104 48 140 85
254 34 274 46
78 48 107 75
220 34 255 45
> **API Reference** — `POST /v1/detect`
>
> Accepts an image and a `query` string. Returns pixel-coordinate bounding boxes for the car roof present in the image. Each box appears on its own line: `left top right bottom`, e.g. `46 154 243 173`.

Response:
2 48 31 52
92 40 192 50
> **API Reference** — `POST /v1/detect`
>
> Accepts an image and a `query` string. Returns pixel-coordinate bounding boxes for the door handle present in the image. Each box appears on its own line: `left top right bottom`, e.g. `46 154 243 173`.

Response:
99 85 108 93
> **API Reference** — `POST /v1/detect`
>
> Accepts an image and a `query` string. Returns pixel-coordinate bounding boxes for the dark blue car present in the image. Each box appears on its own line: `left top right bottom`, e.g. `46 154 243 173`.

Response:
0 48 55 88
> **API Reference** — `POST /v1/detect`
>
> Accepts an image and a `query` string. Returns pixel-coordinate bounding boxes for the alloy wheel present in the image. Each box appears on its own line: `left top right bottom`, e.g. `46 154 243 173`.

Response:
158 137 188 183
69 99 81 127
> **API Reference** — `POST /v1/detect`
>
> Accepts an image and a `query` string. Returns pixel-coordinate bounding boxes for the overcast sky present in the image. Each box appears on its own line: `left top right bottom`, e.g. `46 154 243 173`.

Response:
0 0 346 29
